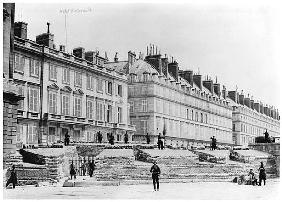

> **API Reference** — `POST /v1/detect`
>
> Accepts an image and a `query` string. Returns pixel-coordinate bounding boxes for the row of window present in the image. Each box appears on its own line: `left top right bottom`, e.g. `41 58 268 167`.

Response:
14 54 123 96
17 85 123 123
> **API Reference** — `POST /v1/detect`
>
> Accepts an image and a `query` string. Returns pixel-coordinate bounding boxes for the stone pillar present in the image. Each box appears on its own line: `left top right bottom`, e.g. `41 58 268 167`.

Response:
3 78 24 167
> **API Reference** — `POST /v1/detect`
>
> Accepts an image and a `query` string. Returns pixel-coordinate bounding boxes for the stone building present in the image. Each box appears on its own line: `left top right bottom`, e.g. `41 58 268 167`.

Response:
227 91 280 146
12 22 135 147
107 48 234 148
3 3 25 168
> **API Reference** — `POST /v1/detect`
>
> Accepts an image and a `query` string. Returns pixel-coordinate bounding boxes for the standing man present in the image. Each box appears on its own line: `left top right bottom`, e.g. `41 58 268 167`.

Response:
64 132 70 146
124 132 129 144
70 161 76 180
6 165 17 189
97 131 103 143
150 161 161 191
258 162 266 186
146 133 150 144
88 160 95 177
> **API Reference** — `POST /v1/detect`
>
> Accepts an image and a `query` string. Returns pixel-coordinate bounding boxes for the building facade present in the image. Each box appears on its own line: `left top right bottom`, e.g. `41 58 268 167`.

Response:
12 22 135 148
108 49 234 148
228 91 280 146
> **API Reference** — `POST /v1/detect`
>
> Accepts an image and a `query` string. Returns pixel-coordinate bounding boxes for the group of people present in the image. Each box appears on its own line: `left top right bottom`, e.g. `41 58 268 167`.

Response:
210 136 217 150
246 162 267 186
69 160 96 180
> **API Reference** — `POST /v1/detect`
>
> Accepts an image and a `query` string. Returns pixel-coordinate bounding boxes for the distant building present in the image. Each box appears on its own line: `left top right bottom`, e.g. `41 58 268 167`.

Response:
12 21 135 147
107 48 234 148
227 90 280 146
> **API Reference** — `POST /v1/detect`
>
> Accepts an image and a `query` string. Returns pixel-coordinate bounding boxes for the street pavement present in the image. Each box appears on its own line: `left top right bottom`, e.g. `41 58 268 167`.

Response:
4 179 280 200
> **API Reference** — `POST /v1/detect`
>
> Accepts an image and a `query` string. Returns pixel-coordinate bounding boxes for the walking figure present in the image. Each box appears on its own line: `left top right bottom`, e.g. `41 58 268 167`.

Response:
150 161 161 191
6 165 17 189
258 162 266 186
64 131 70 146
89 160 95 177
70 161 76 180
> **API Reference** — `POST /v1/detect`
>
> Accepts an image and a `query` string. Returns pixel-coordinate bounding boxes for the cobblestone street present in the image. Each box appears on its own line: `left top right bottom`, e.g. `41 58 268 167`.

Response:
4 179 280 200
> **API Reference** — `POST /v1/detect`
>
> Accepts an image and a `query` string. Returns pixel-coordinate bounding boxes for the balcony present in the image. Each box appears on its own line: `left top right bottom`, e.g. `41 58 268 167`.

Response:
27 112 39 119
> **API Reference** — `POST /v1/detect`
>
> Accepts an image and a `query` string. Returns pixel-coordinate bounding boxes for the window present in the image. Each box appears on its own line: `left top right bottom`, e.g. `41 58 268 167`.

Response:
107 81 112 94
73 130 80 142
29 87 39 112
48 91 57 114
86 100 94 119
49 63 57 81
233 124 235 131
118 107 122 123
143 73 149 82
97 79 103 92
75 71 82 87
62 94 70 116
186 109 189 119
27 124 37 144
17 124 23 142
14 54 25 73
62 68 70 84
205 114 208 123
87 75 94 90
18 85 24 110
191 110 194 121
96 102 104 121
140 120 147 134
129 101 134 112
106 104 112 122
141 100 148 112
48 127 56 143
201 113 203 123
29 58 39 77
196 112 198 122
118 85 122 97
74 96 82 117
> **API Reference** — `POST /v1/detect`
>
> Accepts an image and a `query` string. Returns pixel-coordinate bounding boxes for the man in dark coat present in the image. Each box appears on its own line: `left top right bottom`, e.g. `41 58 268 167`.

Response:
124 132 129 144
88 160 95 177
146 133 150 144
258 162 266 186
6 165 17 189
64 132 70 146
150 161 161 191
97 131 103 143
157 134 162 150
70 161 76 180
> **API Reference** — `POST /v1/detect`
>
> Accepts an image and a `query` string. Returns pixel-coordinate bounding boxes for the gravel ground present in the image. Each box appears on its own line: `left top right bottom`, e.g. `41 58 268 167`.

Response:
4 179 280 200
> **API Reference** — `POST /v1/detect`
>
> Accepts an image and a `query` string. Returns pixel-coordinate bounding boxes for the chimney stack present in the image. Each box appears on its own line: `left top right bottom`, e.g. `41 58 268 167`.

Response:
259 103 264 114
203 79 214 94
254 102 260 112
244 97 250 108
144 54 162 75
193 74 202 90
128 51 136 66
36 22 54 48
14 22 28 39
114 52 118 62
239 91 244 105
213 83 221 97
73 47 85 59
85 51 96 63
59 45 65 52
168 61 179 81
228 91 238 103
161 57 169 77
222 85 226 99
250 98 254 109
179 70 193 86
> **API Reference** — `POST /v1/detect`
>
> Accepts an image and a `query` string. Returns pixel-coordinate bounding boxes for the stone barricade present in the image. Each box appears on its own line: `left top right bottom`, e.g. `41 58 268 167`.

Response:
5 164 51 186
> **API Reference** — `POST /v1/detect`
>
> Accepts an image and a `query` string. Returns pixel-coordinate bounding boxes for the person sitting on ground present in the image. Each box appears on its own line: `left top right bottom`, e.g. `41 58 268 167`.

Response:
247 169 257 185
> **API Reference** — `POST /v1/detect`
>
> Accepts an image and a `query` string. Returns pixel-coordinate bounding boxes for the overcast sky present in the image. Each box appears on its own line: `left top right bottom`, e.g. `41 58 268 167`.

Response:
15 2 281 108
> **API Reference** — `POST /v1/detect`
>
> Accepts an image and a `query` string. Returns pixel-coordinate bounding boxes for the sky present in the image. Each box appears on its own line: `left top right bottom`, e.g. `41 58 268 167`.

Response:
15 1 281 108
